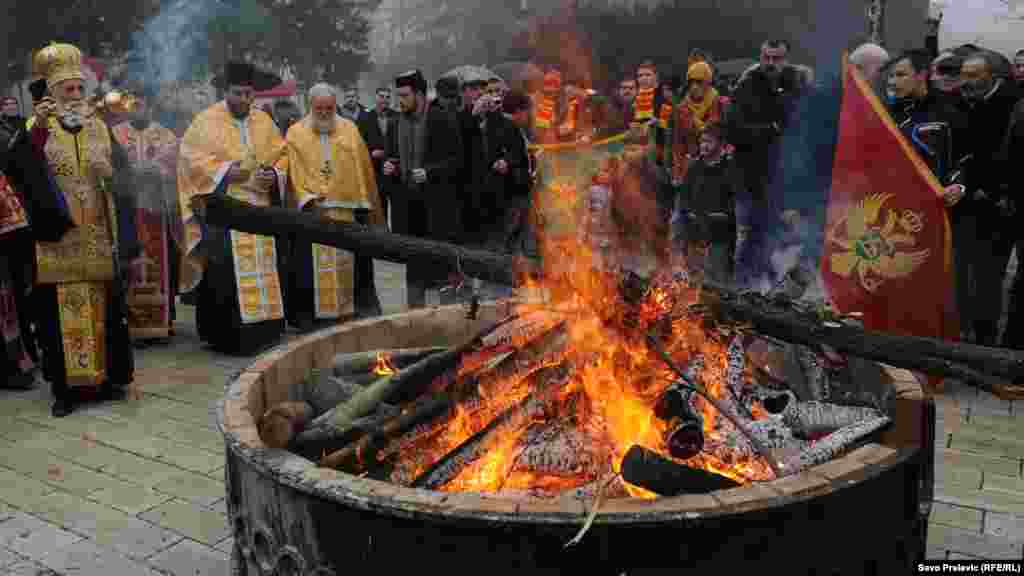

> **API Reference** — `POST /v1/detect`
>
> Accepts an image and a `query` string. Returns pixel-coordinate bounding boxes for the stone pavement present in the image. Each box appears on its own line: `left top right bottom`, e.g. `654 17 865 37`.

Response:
0 259 1022 575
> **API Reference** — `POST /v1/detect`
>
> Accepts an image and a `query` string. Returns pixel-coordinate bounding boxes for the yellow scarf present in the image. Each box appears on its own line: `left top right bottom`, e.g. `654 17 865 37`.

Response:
685 86 719 132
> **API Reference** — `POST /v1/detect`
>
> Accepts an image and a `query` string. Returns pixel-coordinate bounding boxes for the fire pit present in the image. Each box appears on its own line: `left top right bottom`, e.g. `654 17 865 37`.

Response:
218 300 934 575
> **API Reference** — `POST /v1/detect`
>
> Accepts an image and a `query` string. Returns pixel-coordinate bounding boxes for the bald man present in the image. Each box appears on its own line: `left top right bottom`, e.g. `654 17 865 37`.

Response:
849 43 889 84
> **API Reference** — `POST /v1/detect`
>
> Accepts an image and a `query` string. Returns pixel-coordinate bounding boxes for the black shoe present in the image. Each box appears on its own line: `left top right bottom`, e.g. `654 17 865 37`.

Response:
1 372 36 390
51 399 74 418
100 384 128 402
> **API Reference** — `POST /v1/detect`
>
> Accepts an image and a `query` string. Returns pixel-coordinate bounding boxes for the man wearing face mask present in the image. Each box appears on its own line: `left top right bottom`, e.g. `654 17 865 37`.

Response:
178 61 287 355
29 43 134 416
955 51 1020 346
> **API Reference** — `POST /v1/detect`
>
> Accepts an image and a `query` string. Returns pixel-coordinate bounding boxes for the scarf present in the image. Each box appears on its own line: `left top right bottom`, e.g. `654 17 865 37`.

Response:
634 87 655 122
685 86 719 132
535 92 556 129
658 102 673 129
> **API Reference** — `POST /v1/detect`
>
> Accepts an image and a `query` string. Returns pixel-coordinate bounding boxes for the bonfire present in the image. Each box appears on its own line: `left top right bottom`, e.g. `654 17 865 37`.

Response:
257 178 891 501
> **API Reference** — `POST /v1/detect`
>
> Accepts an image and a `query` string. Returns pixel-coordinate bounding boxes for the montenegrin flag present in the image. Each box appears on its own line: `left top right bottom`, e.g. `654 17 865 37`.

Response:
821 59 957 344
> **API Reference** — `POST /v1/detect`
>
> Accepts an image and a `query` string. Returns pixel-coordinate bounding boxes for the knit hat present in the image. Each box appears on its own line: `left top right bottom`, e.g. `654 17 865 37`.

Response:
687 61 713 83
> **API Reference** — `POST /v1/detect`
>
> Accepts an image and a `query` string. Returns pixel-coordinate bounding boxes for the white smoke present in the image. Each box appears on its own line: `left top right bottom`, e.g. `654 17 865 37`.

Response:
126 0 231 88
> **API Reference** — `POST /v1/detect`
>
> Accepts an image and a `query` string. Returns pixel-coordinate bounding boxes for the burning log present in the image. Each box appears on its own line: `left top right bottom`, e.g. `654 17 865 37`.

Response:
699 279 1024 396
411 362 575 490
645 334 785 478
781 401 884 439
380 322 571 467
620 445 741 496
652 359 707 461
294 317 519 457
794 345 829 402
779 415 892 474
201 194 527 286
331 348 446 380
320 323 569 473
508 421 608 480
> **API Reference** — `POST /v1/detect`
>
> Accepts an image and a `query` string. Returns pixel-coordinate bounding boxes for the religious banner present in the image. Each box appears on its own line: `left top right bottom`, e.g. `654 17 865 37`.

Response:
821 63 956 345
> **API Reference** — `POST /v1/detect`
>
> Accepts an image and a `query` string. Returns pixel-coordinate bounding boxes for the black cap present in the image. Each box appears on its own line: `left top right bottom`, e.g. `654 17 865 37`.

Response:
435 75 460 98
212 61 281 91
395 70 428 94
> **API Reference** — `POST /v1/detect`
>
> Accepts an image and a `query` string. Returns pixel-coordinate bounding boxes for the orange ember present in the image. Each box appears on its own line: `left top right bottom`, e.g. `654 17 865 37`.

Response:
387 167 775 499
374 352 397 376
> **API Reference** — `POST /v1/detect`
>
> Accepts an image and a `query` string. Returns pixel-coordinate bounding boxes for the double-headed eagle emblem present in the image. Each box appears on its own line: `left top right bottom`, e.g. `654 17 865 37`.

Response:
827 193 930 293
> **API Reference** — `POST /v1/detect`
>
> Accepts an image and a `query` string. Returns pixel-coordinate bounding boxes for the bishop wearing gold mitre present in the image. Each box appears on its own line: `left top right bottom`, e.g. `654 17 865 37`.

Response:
281 83 384 330
30 43 134 417
178 61 287 356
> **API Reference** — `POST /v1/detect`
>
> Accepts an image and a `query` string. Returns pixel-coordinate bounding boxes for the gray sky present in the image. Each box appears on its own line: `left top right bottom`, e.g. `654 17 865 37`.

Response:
935 0 1024 56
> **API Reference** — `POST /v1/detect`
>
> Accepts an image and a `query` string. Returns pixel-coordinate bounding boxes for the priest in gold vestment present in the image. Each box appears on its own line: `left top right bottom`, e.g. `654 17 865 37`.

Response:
110 86 180 342
30 43 134 417
178 62 287 355
281 83 384 330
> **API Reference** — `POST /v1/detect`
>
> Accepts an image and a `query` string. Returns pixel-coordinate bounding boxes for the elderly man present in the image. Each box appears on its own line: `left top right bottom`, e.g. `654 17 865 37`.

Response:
30 43 133 416
110 84 180 343
281 84 384 329
178 61 287 356
849 42 888 85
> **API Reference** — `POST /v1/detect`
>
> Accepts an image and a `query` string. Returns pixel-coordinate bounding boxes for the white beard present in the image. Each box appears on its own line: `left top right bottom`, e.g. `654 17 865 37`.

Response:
312 116 336 135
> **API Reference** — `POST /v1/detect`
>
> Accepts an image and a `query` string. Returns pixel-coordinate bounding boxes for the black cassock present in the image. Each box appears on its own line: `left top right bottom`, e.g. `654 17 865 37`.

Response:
194 178 287 356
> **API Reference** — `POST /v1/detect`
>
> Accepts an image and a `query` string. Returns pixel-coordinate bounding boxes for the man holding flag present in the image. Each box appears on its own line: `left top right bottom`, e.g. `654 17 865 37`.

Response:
821 50 963 394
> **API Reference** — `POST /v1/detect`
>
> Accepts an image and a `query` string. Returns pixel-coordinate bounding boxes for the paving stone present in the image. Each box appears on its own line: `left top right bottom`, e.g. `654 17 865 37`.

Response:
934 463 983 490
139 499 230 546
968 392 1014 418
967 411 1024 437
947 552 986 559
3 560 60 575
930 502 984 531
939 448 1022 478
37 538 161 576
212 536 234 554
0 501 15 522
92 517 184 561
87 480 175 515
984 511 1024 543
948 429 1024 462
0 468 59 512
146 538 230 576
153 472 226 507
929 522 1024 559
937 483 1024 516
205 498 227 516
0 511 82 558
0 546 25 568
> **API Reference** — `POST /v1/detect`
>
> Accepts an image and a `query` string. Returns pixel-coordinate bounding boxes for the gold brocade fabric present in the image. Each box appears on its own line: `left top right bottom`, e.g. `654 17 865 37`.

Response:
36 115 116 284
58 282 107 387
0 173 29 236
112 122 179 339
177 102 286 324
283 116 383 320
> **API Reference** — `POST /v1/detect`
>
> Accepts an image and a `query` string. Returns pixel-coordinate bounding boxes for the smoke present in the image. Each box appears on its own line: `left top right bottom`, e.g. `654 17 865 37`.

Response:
122 0 234 89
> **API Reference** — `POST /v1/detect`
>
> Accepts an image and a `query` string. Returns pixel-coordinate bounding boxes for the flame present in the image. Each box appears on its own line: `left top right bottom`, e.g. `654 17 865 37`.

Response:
388 40 776 497
374 352 397 376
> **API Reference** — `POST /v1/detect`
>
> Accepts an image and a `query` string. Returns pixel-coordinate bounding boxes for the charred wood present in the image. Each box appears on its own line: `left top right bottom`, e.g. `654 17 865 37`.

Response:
700 279 1023 392
779 415 892 475
411 363 575 490
201 194 532 285
258 401 313 449
330 348 446 380
781 401 885 438
620 445 741 496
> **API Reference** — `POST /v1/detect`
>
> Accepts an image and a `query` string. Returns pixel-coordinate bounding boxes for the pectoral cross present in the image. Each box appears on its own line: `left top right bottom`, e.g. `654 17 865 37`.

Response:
320 160 333 182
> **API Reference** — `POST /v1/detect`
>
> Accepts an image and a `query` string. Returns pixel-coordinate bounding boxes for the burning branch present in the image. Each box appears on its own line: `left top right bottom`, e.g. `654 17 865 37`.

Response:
644 333 785 479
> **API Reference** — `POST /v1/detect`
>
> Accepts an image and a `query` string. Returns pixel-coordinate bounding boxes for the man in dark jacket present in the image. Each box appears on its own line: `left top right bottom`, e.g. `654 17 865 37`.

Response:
1000 97 1024 350
357 86 398 219
957 51 1020 345
727 39 809 285
670 123 742 284
886 49 973 340
383 70 464 309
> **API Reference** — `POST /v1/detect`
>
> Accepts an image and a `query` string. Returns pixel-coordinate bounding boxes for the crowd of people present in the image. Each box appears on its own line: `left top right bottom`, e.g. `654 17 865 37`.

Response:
2 33 1024 417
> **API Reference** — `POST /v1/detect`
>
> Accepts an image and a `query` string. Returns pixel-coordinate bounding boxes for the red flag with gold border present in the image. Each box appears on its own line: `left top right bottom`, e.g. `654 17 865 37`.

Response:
821 62 956 345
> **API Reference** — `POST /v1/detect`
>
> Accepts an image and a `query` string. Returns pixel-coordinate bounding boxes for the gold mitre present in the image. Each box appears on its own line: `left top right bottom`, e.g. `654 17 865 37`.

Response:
33 43 85 90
